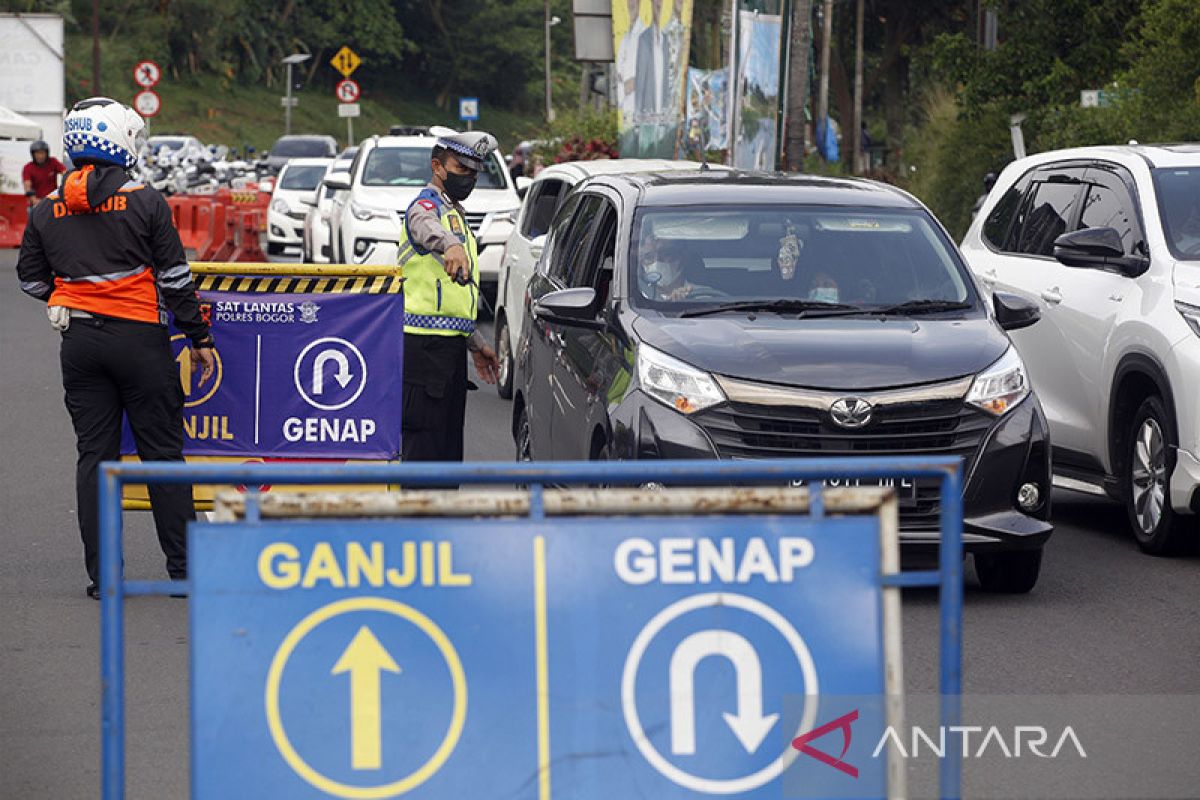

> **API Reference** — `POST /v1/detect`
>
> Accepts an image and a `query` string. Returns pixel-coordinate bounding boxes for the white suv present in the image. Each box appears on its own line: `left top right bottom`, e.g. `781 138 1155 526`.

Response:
325 133 521 291
961 144 1200 552
493 159 724 397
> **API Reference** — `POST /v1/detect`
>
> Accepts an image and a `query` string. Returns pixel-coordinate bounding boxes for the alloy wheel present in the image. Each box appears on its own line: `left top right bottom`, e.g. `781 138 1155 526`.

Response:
1130 417 1167 535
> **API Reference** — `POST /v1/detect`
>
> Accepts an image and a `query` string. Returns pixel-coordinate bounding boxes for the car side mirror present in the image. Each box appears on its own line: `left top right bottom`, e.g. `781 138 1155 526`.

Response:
322 175 351 192
533 287 604 329
515 176 533 199
1053 227 1150 277
993 291 1040 331
529 233 547 262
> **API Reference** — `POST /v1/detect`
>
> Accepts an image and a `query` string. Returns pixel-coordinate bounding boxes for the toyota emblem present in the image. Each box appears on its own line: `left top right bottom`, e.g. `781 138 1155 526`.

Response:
829 397 873 428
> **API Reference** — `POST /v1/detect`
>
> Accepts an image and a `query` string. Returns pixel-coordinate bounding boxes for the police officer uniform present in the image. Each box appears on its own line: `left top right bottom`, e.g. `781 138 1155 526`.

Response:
16 98 213 597
397 128 499 462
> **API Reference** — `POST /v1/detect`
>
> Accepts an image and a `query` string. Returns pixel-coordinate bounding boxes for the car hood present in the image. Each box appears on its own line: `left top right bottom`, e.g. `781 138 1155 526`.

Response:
631 313 1010 390
349 186 519 214
461 188 521 212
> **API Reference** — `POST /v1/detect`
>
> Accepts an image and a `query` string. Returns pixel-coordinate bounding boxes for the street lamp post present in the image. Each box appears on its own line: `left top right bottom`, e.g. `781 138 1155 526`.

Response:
544 8 561 123
281 53 312 135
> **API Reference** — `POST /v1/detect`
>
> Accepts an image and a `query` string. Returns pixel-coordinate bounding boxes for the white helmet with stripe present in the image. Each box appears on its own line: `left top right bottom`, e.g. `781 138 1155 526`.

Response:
63 97 146 169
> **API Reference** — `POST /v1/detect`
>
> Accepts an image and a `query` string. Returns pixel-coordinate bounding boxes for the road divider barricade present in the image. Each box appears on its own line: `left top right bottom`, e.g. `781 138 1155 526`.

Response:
119 262 405 510
169 187 271 261
0 193 30 248
97 456 966 800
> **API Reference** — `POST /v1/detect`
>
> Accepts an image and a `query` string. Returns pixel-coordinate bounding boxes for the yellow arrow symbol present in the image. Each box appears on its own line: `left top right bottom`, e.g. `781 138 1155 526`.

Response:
331 625 401 770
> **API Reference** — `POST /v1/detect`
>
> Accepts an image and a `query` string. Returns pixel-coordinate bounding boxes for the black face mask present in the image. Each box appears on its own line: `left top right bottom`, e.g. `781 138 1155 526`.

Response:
442 170 477 202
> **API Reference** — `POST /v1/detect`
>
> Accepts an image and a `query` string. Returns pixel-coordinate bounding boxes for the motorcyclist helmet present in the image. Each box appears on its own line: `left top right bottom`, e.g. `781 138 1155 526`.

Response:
29 139 49 155
63 97 146 169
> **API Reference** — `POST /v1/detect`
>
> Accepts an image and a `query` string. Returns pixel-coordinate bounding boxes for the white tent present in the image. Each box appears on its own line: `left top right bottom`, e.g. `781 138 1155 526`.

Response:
0 105 43 140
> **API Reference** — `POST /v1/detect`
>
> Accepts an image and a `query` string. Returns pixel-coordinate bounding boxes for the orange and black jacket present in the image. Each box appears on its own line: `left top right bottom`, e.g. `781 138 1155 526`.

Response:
17 164 211 345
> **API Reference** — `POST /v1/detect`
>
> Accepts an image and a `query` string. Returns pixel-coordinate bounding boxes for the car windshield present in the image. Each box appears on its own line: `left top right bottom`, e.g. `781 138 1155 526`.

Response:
148 137 189 152
361 146 509 189
1153 168 1200 259
278 165 327 191
629 206 974 313
271 139 331 158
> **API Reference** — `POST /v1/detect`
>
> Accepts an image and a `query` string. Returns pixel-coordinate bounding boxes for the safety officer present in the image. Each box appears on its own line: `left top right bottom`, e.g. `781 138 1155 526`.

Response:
396 126 501 462
16 98 215 599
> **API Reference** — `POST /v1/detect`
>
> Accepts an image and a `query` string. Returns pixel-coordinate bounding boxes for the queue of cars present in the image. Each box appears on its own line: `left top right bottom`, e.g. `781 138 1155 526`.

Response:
487 145 1200 591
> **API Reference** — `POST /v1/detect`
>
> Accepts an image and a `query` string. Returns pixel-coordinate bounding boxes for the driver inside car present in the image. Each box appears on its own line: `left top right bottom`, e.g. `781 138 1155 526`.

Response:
638 236 716 302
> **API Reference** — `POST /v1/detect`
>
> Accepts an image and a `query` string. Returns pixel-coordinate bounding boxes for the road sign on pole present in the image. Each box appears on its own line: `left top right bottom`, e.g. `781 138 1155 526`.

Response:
330 46 361 78
133 60 161 88
335 79 360 104
458 97 479 131
132 89 160 117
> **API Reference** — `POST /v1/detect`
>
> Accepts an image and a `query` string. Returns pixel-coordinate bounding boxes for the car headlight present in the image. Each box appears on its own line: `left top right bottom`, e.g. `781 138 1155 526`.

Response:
270 198 289 214
636 344 726 414
351 201 388 221
1176 301 1200 337
967 346 1030 416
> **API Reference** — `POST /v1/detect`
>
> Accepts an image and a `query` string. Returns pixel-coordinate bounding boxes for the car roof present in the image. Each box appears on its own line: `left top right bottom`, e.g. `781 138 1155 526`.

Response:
282 157 334 168
586 170 921 208
1005 143 1200 171
535 158 725 182
367 134 507 159
274 134 335 142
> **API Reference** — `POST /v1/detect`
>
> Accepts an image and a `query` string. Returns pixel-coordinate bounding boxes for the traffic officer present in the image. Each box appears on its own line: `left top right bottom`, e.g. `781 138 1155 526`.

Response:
16 98 215 599
396 126 501 462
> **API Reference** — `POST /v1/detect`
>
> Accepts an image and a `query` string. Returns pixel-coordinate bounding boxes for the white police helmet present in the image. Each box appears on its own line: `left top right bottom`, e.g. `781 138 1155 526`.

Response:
63 97 146 169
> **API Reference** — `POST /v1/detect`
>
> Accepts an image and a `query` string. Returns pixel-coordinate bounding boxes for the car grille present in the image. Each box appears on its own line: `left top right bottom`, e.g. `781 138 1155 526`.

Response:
463 212 486 233
694 397 992 531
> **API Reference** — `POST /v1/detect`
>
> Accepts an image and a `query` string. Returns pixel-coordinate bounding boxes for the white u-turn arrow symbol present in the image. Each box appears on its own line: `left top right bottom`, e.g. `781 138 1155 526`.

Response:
312 349 353 395
669 629 779 756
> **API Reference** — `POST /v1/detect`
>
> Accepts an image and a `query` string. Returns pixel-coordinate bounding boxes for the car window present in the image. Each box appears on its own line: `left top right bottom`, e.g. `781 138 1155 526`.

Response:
477 153 509 190
1153 167 1200 260
272 139 333 158
570 201 618 291
279 165 327 191
548 195 604 286
1079 167 1143 256
983 171 1032 251
521 178 568 239
628 206 975 310
361 147 432 187
1012 172 1085 256
538 193 583 278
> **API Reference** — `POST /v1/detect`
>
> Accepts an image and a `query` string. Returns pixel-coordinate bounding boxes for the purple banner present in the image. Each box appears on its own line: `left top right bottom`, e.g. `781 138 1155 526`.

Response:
123 289 403 459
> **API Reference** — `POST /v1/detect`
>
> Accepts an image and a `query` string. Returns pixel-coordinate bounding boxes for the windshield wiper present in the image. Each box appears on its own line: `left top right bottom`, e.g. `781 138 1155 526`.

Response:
869 299 973 315
678 299 863 318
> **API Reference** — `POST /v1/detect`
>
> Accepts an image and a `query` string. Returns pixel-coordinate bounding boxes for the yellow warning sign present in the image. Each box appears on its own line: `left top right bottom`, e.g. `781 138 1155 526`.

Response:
331 46 362 78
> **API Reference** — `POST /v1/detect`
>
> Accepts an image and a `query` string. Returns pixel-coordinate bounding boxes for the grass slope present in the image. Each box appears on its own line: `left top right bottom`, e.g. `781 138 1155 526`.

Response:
64 35 541 153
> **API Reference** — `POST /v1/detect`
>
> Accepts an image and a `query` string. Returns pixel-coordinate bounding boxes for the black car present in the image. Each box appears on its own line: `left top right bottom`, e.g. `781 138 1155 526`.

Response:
511 171 1053 592
262 134 339 175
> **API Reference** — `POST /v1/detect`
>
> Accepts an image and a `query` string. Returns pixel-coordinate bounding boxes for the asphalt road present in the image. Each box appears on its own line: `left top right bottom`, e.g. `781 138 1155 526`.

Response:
2 247 1199 798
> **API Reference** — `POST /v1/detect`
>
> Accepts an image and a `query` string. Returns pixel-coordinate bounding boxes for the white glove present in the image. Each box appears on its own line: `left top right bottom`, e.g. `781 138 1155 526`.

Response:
47 304 70 332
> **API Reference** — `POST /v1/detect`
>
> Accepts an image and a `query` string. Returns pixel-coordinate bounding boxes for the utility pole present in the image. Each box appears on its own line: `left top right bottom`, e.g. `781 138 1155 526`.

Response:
852 0 864 173
544 1 556 123
784 0 814 169
816 0 833 149
91 0 101 95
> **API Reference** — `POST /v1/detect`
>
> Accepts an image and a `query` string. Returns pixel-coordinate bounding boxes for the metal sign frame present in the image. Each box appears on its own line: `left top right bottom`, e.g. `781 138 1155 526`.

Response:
97 456 965 799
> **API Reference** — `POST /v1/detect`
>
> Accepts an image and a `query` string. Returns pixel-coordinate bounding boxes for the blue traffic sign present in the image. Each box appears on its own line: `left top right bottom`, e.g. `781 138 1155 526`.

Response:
458 97 479 122
189 513 890 798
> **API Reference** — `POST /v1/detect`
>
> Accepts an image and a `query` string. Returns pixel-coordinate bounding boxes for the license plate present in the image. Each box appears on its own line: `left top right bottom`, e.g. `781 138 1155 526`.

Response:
790 476 917 502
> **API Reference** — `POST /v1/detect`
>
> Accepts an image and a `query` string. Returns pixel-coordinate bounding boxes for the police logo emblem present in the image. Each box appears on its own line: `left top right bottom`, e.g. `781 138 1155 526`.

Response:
299 301 320 325
473 139 490 157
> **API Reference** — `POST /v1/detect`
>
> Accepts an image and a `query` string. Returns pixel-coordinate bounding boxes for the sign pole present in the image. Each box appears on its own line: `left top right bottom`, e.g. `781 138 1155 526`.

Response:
347 116 354 148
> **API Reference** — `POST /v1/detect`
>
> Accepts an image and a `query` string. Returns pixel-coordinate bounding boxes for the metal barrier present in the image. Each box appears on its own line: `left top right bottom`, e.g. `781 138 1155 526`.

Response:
98 456 964 799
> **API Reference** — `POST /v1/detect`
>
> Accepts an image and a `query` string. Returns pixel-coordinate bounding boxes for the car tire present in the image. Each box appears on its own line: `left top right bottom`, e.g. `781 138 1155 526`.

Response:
515 405 533 462
974 549 1042 594
495 313 514 400
1124 396 1193 554
266 242 284 256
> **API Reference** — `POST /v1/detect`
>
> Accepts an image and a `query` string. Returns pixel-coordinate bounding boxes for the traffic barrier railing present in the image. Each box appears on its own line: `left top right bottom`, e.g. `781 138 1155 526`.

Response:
97 456 966 800
0 193 30 248
119 262 405 511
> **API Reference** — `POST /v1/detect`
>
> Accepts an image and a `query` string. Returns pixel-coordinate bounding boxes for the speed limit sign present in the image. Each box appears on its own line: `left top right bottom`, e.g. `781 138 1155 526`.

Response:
335 79 361 104
133 89 161 117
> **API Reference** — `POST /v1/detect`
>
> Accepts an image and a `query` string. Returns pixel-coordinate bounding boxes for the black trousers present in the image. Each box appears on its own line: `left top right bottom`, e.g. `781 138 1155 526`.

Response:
402 334 468 463
60 317 193 584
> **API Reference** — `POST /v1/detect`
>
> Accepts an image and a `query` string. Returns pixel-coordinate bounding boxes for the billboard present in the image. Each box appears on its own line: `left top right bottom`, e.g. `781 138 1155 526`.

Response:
685 67 729 154
732 10 782 171
612 0 694 158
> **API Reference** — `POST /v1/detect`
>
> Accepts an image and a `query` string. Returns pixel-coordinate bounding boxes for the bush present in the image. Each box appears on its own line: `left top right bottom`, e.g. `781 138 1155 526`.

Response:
528 107 619 164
